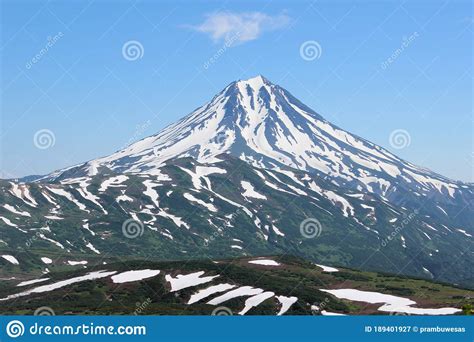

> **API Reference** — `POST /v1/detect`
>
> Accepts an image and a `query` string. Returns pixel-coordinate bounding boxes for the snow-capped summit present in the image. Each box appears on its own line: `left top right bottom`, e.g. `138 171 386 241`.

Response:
236 74 270 90
43 76 471 206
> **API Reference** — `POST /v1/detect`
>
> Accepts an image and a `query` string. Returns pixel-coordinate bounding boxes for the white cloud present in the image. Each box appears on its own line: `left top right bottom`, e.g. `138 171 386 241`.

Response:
191 12 290 44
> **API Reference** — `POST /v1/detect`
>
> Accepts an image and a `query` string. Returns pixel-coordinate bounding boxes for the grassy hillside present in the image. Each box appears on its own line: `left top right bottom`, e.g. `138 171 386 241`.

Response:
1 255 472 315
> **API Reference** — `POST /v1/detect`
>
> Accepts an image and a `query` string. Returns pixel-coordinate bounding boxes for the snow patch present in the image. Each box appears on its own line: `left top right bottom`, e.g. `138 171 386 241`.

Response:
187 283 236 304
241 181 267 200
207 286 264 305
0 270 117 301
239 291 275 315
67 260 88 266
41 257 53 264
276 295 298 315
166 271 218 292
248 259 280 266
17 278 50 287
183 192 217 212
111 269 160 283
321 288 461 315
315 264 339 272
1 255 19 265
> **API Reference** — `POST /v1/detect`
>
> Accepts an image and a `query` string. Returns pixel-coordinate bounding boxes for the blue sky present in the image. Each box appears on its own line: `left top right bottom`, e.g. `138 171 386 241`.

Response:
1 0 472 182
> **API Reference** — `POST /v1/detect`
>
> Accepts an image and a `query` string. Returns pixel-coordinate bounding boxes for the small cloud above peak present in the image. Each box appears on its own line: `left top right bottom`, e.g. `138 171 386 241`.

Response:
189 11 290 44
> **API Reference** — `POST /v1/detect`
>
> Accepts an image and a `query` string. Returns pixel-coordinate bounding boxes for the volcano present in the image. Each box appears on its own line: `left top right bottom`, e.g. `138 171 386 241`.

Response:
1 76 473 287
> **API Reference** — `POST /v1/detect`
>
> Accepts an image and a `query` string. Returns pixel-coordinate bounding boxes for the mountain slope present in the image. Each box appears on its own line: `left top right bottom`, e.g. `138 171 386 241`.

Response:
1 76 473 288
1 255 472 315
1 154 472 286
